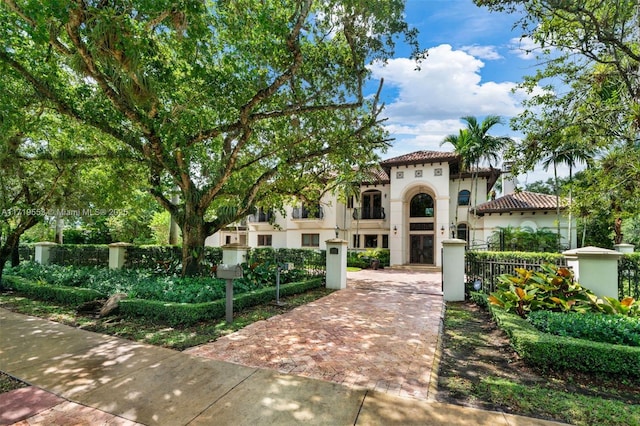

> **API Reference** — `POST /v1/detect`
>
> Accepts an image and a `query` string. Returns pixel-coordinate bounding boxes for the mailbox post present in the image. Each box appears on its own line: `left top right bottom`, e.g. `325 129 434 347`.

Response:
216 264 243 323
275 263 294 306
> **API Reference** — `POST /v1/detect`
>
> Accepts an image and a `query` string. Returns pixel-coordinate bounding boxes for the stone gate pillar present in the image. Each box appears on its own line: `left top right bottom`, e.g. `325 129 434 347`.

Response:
34 242 57 265
442 239 467 301
563 246 622 299
325 238 348 290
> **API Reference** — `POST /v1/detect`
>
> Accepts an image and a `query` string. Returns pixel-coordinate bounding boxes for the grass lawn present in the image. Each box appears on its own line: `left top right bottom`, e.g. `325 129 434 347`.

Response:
438 301 640 426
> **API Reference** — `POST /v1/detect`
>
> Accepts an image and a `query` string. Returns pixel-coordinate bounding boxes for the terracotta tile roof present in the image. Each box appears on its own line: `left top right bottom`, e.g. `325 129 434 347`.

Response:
380 150 460 167
361 165 390 184
473 191 565 215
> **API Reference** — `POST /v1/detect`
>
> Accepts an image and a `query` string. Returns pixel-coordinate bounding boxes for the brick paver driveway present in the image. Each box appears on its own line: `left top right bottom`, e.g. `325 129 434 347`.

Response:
185 269 444 401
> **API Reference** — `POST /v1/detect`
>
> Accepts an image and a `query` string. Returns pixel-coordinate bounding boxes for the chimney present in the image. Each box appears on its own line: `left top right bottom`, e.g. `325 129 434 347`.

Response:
501 161 518 195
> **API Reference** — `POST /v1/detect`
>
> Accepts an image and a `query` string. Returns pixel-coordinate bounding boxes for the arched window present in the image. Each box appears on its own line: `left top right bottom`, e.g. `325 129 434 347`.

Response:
457 223 468 241
458 190 471 206
410 193 434 217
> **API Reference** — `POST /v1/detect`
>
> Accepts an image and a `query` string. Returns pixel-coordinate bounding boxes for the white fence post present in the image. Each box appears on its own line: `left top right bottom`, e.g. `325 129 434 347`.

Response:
325 238 348 290
442 239 467 301
563 246 623 299
34 242 57 265
108 242 132 269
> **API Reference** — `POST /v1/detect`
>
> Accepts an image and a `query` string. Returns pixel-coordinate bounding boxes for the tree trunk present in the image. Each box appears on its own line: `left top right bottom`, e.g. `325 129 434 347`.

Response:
180 207 208 277
0 222 35 287
554 165 561 251
169 191 180 245
55 216 64 244
10 236 20 267
567 165 573 249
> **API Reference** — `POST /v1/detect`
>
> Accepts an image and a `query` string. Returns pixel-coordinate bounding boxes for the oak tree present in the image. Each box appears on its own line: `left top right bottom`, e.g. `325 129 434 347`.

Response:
0 0 421 275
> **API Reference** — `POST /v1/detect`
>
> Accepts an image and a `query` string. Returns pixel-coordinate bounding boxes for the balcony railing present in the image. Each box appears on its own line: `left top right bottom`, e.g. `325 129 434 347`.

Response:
352 207 386 220
292 207 324 220
248 211 274 223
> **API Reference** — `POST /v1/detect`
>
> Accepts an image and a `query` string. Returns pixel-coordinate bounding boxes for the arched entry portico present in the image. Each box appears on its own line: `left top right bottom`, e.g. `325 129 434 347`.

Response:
408 191 436 265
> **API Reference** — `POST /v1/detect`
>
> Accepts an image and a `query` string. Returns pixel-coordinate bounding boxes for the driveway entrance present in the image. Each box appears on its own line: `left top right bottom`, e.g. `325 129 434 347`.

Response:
186 269 444 401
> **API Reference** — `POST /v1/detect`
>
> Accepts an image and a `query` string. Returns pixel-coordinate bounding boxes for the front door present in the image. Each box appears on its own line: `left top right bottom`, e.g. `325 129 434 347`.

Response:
410 235 434 264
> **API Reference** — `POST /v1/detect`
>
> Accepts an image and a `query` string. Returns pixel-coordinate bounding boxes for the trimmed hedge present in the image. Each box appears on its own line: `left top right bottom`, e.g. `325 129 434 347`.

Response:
470 292 640 377
466 250 566 264
528 310 640 347
119 278 325 326
2 275 105 305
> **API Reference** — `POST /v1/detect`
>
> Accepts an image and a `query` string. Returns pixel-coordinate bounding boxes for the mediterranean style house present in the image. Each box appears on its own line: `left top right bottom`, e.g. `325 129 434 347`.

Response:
206 150 576 267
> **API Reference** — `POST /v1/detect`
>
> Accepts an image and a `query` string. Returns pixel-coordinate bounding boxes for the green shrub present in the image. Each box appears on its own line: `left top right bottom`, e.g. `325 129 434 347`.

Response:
466 250 565 265
6 260 323 306
2 275 105 305
120 278 324 325
347 251 369 268
528 311 640 347
119 299 227 325
488 303 640 377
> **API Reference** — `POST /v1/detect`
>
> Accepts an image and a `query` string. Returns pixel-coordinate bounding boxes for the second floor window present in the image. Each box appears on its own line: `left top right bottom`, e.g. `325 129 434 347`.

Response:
353 190 385 219
458 190 471 206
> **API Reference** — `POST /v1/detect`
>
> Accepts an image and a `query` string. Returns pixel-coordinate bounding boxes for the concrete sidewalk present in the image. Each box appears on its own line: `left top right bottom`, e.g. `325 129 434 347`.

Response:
0 273 565 425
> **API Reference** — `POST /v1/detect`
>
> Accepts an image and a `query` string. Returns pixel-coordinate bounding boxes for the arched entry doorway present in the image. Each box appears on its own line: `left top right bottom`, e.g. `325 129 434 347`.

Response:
409 193 435 265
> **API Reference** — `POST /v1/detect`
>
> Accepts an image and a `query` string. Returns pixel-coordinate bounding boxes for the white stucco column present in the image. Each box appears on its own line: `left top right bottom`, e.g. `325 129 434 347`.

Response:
442 238 467 301
563 246 622 299
221 243 249 265
34 242 57 265
388 199 404 266
614 243 635 254
108 242 132 269
325 238 348 289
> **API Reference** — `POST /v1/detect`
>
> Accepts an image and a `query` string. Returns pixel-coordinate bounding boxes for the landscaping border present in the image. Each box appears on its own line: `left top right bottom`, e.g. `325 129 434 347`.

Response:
1 275 105 305
470 292 640 377
119 278 325 325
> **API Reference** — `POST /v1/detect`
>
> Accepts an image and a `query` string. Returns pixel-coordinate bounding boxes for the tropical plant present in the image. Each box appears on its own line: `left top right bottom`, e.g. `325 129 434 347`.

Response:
441 129 473 236
489 264 640 318
489 265 591 318
488 226 561 252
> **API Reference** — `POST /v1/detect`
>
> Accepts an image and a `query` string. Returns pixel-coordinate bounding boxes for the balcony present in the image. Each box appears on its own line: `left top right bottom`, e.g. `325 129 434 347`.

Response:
292 207 324 220
353 207 386 220
248 211 274 223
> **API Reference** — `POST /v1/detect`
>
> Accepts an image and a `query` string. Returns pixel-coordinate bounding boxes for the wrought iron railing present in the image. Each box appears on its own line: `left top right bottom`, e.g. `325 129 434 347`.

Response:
465 256 568 294
352 207 386 220
292 207 324 219
619 256 640 299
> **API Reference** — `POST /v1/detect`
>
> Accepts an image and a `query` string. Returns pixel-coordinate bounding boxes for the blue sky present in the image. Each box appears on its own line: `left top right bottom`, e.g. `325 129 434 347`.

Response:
368 0 556 184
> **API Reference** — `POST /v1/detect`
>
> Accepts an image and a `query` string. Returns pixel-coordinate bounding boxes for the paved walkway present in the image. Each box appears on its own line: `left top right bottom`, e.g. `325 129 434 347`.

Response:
185 270 444 400
0 269 565 425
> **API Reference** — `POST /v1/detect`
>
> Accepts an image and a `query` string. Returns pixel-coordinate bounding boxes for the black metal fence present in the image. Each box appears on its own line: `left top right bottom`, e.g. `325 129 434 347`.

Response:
248 248 326 280
465 256 568 294
619 256 640 299
49 245 109 267
466 252 640 300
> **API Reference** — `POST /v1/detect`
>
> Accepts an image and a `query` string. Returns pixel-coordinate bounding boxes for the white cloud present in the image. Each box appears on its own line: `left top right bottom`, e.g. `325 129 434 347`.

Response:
509 36 540 60
370 44 526 153
460 45 502 60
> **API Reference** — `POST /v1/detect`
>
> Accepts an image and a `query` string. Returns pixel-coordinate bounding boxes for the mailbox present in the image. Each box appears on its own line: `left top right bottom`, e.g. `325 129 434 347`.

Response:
216 264 244 279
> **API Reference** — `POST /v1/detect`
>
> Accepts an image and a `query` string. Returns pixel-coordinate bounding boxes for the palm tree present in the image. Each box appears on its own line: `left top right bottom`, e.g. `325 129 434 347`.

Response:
542 139 597 249
460 115 513 243
440 129 473 237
